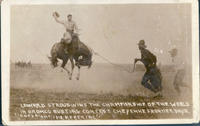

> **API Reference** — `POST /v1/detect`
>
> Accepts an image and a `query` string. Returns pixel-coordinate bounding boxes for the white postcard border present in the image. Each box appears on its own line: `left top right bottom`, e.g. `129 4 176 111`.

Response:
1 0 199 125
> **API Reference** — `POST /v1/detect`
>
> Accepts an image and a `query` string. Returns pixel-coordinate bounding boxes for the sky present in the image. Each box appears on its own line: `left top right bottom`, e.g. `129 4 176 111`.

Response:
10 4 192 65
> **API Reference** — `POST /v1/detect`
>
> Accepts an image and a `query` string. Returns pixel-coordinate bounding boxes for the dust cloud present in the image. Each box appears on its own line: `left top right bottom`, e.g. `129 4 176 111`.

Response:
10 63 192 100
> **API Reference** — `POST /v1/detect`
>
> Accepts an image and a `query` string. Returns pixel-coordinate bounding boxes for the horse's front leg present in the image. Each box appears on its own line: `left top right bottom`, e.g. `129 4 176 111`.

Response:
69 57 74 80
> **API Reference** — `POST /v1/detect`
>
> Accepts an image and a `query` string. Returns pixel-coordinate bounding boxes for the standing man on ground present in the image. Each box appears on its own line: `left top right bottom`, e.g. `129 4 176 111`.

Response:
134 40 162 95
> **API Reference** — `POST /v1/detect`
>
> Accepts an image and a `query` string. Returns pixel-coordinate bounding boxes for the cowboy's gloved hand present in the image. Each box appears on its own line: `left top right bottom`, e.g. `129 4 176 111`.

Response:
52 13 56 18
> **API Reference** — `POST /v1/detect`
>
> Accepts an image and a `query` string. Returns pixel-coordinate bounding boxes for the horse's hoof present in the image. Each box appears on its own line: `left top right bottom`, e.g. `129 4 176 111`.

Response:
69 77 72 80
76 77 79 80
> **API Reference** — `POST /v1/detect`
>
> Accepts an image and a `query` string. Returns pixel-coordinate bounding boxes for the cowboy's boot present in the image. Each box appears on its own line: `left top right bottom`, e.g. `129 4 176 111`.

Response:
64 48 68 54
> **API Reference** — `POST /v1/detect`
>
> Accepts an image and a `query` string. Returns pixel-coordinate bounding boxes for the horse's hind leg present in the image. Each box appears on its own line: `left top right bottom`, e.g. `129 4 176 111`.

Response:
76 65 81 80
61 59 71 76
69 57 74 80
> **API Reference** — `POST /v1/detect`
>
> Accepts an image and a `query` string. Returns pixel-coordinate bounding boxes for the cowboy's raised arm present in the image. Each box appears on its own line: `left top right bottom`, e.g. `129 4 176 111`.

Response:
134 58 141 63
53 12 65 25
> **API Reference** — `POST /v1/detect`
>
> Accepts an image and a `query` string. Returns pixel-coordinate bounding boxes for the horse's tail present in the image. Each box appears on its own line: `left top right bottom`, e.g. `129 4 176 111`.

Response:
74 41 93 68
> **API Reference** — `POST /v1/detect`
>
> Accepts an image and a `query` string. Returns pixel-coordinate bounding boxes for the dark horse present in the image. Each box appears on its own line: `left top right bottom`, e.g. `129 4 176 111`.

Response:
48 35 93 80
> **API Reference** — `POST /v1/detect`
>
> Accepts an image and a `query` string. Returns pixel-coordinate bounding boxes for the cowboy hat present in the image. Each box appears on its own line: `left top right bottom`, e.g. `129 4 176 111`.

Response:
53 11 60 17
67 14 72 17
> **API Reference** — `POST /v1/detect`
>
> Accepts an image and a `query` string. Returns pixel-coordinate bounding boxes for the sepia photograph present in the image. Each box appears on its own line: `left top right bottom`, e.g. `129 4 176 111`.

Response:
1 0 199 125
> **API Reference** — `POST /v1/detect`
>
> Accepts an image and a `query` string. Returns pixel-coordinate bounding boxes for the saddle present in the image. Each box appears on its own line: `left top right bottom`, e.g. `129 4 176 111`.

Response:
59 35 92 67
59 34 80 54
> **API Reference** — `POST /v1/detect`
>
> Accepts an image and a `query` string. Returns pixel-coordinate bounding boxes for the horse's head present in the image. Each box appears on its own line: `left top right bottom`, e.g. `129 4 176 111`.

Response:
48 56 58 67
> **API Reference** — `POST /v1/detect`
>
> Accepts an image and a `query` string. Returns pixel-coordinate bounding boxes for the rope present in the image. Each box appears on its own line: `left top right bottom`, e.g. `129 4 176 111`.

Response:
92 51 133 73
83 42 134 73
83 43 133 73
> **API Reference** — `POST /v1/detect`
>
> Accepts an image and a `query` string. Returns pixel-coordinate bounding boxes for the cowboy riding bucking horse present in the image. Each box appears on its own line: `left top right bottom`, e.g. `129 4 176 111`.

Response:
49 11 92 80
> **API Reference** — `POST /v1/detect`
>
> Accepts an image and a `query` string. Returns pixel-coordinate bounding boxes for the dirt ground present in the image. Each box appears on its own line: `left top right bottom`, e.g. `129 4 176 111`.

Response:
9 63 193 120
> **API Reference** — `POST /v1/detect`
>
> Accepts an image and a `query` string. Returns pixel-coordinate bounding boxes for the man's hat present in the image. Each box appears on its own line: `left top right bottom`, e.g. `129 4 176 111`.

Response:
67 14 72 17
138 40 147 48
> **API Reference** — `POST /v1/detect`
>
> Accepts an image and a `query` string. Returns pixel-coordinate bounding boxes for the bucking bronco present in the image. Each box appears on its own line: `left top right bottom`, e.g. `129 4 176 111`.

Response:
48 35 93 80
